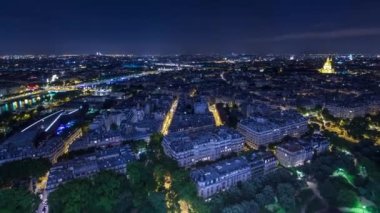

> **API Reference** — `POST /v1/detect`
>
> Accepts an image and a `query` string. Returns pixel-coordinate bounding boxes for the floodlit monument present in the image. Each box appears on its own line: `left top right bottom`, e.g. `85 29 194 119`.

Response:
319 57 335 74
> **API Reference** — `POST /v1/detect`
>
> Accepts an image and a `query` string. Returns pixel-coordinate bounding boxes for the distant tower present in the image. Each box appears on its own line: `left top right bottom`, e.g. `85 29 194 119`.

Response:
318 57 335 74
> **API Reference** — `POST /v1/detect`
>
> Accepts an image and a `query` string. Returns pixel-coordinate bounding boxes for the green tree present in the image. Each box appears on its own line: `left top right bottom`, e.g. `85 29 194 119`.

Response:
262 185 275 205
0 158 51 186
222 200 259 213
0 189 39 213
321 108 337 123
48 171 133 213
277 183 296 211
127 162 155 208
223 187 243 204
336 189 359 208
148 133 164 160
255 193 267 207
319 179 339 205
147 192 166 213
241 181 258 200
345 117 368 140
92 172 127 211
49 179 94 213
153 164 166 189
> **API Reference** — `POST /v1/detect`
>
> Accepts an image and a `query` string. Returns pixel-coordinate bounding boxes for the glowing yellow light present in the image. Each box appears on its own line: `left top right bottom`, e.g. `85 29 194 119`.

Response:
35 172 49 192
179 200 190 213
189 88 197 97
161 98 178 135
164 174 172 190
318 57 335 74
208 104 223 126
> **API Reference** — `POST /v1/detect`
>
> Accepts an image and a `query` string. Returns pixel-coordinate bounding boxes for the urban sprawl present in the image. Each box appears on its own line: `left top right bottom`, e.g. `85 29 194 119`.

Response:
0 54 379 213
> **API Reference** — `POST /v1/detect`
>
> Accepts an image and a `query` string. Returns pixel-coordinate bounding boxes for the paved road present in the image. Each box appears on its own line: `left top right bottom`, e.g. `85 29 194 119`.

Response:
37 191 49 213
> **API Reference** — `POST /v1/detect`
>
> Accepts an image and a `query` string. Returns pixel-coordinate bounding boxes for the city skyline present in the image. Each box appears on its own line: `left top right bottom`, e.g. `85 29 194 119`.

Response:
0 51 379 213
1 1 380 212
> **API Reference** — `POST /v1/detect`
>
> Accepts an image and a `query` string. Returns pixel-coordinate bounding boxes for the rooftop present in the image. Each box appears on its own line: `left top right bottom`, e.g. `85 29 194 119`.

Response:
164 126 243 152
240 109 306 133
191 156 249 183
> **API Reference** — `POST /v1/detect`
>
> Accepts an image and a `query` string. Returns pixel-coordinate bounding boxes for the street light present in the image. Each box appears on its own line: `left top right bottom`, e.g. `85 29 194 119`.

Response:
361 205 366 213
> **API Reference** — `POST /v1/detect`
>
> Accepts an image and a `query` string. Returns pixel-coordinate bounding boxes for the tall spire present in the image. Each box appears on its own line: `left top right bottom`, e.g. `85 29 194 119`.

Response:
318 57 335 74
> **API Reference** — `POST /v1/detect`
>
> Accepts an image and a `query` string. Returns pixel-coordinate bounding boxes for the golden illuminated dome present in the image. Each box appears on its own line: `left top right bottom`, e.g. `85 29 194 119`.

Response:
318 57 335 74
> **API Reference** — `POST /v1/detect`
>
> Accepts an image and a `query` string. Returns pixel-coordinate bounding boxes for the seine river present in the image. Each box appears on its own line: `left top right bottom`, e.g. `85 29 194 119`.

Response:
0 93 55 115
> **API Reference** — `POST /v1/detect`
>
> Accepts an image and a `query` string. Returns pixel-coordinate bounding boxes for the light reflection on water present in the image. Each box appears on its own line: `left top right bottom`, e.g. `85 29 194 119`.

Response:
0 93 55 115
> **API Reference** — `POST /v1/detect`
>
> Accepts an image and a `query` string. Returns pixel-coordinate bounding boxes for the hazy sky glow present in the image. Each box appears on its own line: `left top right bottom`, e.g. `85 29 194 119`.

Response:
1 0 380 54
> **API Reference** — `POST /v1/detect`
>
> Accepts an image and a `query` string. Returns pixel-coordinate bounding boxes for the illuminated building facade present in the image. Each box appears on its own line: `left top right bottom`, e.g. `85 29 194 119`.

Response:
163 126 244 167
275 135 329 167
46 145 135 192
191 152 277 198
237 110 308 148
318 57 335 74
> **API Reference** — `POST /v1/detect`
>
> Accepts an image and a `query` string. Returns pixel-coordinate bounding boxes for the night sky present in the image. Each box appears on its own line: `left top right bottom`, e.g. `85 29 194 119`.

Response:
1 0 380 54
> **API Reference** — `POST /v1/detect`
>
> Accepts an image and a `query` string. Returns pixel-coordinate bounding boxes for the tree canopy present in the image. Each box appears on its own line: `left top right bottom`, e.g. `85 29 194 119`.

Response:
0 189 39 213
48 171 133 213
208 168 302 212
0 158 51 186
